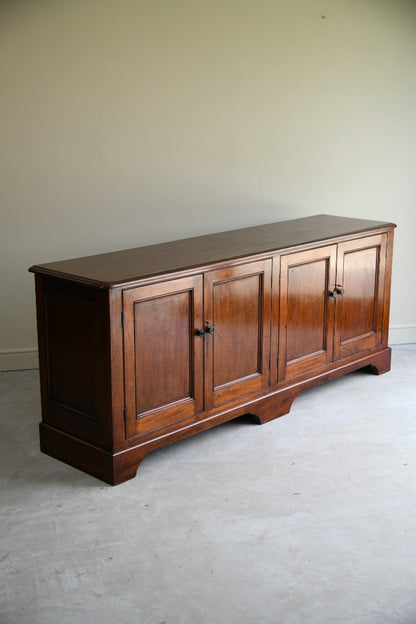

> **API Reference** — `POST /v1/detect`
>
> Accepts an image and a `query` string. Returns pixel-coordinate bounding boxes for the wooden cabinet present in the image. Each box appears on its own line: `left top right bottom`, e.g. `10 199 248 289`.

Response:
30 215 396 485
123 260 272 437
278 233 388 381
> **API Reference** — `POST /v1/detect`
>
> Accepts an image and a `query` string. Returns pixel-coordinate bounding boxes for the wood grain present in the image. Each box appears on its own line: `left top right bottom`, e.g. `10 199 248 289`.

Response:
29 214 395 288
31 215 396 484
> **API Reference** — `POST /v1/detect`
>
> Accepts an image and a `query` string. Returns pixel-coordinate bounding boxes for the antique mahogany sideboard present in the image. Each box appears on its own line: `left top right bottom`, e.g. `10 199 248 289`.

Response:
29 214 396 485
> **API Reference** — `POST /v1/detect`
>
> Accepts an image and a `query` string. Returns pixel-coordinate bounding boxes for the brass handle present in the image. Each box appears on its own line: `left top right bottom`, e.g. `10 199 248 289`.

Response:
205 321 215 335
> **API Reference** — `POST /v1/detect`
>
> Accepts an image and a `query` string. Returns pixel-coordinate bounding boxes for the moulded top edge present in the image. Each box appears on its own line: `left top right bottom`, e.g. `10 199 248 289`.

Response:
28 214 396 289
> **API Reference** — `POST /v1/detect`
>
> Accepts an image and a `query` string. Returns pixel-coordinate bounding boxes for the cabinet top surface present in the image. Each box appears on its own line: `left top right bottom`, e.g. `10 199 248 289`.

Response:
29 214 395 288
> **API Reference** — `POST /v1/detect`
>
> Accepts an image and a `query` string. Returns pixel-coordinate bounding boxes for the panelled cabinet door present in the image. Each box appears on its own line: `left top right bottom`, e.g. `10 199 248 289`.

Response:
333 234 387 359
123 276 204 438
204 260 272 409
279 245 337 381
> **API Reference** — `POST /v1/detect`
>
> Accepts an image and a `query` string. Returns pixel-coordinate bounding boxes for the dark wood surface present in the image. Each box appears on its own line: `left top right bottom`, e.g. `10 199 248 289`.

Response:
29 214 395 288
278 232 388 380
279 245 336 381
39 347 393 485
123 276 204 438
334 234 387 359
32 215 396 485
204 260 271 409
35 275 114 448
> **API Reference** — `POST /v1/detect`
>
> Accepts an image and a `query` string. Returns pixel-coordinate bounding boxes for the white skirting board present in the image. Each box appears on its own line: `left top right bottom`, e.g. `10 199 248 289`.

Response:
0 327 415 371
388 325 416 347
0 348 39 372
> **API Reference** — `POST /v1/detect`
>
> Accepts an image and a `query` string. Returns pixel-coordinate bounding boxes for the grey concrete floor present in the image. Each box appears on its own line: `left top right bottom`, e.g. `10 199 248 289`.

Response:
1 345 416 624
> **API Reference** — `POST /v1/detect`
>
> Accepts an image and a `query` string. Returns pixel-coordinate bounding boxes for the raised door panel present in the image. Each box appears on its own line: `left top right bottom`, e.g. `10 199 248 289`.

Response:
204 260 272 409
279 245 337 381
123 276 204 438
333 234 386 360
37 277 112 447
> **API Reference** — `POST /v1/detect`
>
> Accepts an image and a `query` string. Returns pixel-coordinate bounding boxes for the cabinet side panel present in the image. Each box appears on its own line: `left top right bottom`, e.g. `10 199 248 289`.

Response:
382 229 394 347
47 295 100 416
37 277 112 447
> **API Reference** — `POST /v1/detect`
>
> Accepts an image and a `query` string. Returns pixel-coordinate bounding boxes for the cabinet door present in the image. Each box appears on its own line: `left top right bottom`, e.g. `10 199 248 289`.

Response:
279 245 337 381
333 234 386 360
123 276 204 438
204 260 272 409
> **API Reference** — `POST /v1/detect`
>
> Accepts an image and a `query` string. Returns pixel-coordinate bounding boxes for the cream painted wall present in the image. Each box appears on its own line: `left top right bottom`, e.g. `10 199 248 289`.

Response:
1 0 415 369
